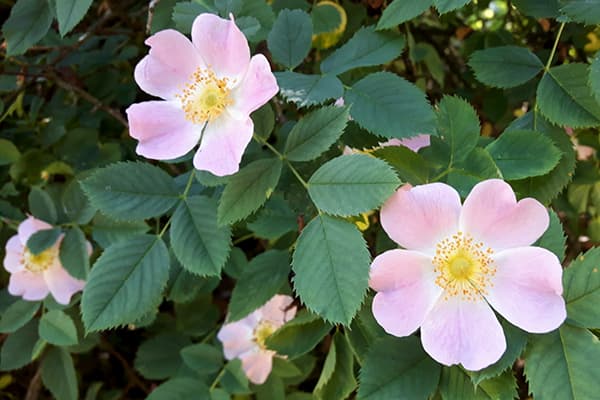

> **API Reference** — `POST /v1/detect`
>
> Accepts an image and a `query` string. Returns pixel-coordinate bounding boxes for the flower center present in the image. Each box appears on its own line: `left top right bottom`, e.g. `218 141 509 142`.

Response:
253 321 276 350
177 67 233 124
432 232 496 301
23 246 57 273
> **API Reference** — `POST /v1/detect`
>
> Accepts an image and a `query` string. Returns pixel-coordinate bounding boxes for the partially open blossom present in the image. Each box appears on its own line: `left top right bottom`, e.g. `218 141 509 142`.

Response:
126 13 279 176
370 179 566 370
217 295 296 384
3 216 88 305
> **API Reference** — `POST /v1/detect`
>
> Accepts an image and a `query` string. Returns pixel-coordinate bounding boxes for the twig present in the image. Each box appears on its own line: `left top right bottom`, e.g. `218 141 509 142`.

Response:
147 0 161 34
24 367 42 400
101 339 150 394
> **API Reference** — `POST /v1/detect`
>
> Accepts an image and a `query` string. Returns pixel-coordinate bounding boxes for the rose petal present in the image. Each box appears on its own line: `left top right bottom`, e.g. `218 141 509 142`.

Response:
4 236 24 273
370 250 441 336
18 216 53 246
44 264 85 305
191 14 250 79
486 247 566 333
260 294 296 327
230 54 278 117
420 295 506 371
8 270 49 301
193 114 253 176
126 101 201 161
381 134 431 152
217 320 256 360
459 179 549 250
134 29 202 100
240 350 273 385
381 183 462 252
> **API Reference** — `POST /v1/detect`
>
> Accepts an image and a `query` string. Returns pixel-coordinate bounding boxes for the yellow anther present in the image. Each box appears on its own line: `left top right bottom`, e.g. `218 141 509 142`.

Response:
176 67 233 124
23 246 57 273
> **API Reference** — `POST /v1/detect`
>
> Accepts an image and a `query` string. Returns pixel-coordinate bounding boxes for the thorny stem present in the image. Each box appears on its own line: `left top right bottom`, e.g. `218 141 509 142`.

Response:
252 134 309 189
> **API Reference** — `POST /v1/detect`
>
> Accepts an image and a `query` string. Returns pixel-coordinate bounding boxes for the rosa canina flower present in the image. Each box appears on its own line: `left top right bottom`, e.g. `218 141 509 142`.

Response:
217 295 296 384
126 13 279 177
370 179 566 370
3 216 89 305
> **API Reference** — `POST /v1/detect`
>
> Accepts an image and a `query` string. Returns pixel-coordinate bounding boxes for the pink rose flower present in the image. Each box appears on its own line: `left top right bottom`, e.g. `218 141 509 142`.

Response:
126 13 279 176
3 216 88 305
217 294 297 384
370 179 566 370
380 134 431 152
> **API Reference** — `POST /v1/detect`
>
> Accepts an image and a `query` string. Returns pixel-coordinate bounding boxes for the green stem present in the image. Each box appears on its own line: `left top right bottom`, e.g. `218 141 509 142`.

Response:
181 170 196 199
252 134 309 189
210 367 226 391
544 22 566 72
158 218 171 238
233 233 254 245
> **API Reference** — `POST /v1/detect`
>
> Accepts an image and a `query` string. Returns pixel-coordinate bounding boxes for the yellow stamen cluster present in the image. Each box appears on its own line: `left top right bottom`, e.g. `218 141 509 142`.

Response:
176 67 232 124
432 232 496 301
23 246 57 273
253 321 276 350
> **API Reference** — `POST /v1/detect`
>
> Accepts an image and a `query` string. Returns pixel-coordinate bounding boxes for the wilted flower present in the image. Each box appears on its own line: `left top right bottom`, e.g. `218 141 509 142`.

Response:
127 13 279 176
370 179 566 370
4 216 88 305
217 295 296 384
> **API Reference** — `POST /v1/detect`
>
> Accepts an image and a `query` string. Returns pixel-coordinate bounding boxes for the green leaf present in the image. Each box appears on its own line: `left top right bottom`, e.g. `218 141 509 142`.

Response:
91 213 149 249
537 64 600 128
345 72 436 139
267 9 312 69
146 378 210 400
346 297 386 364
0 319 38 371
81 162 179 221
320 27 405 75
534 210 566 262
468 46 544 88
372 145 430 185
2 0 54 56
292 215 370 325
0 139 20 166
62 179 96 225
218 158 283 225
512 0 560 17
29 187 58 224
81 235 170 332
563 247 600 328
276 72 343 108
252 103 275 139
171 196 232 276
39 310 78 346
220 360 251 394
0 300 39 334
590 54 600 104
180 343 223 374
358 336 441 399
247 196 297 240
284 106 350 162
485 129 561 180
314 333 356 400
308 154 400 216
228 250 291 321
437 95 481 164
60 227 90 280
377 0 434 30
560 0 600 25
311 1 341 34
434 0 471 13
41 347 78 400
446 148 502 196
171 2 215 33
26 228 61 255
441 367 516 400
55 0 94 36
134 333 190 380
266 310 332 359
525 324 600 400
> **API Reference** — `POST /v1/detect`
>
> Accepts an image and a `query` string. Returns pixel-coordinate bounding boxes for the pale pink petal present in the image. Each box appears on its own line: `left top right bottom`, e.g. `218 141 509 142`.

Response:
191 14 250 79
134 30 202 100
4 236 24 273
420 296 506 371
8 270 49 301
217 320 256 360
370 250 441 336
459 179 549 250
381 134 431 152
193 114 253 176
259 295 296 327
240 350 273 385
43 263 85 305
486 247 565 333
381 183 461 252
126 101 201 161
230 55 278 117
18 216 52 245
